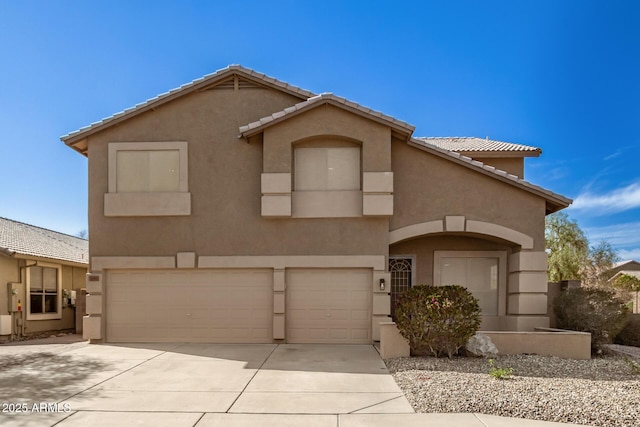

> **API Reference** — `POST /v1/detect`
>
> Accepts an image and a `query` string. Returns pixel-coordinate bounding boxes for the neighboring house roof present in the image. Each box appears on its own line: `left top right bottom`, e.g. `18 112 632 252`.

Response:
408 138 571 214
609 270 640 282
613 260 640 269
61 65 317 155
416 137 541 158
0 217 88 265
239 92 415 140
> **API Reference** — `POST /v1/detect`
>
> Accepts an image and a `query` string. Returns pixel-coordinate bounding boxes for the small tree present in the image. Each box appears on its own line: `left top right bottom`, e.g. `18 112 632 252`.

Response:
395 285 481 358
612 273 640 312
546 212 590 282
545 212 618 286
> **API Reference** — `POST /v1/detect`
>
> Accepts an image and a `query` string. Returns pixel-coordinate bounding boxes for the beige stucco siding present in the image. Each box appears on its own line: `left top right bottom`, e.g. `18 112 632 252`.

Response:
87 87 389 260
0 256 19 316
391 140 546 251
472 157 523 178
262 105 391 173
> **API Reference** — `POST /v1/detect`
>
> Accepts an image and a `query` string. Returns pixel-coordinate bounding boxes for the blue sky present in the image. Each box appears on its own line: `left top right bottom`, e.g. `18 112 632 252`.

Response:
1 1 639 260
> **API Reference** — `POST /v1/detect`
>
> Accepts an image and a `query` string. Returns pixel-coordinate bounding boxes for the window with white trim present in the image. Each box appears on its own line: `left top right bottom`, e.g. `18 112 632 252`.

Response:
27 264 62 320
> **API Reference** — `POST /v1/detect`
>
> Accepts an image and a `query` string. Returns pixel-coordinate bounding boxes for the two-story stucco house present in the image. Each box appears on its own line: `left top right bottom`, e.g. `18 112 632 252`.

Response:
61 65 571 344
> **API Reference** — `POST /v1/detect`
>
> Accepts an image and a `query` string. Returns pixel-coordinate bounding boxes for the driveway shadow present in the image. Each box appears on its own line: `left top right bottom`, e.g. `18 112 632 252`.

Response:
0 351 111 402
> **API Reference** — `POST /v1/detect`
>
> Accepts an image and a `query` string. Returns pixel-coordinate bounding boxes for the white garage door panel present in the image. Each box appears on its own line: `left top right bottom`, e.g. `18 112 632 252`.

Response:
286 269 372 344
107 269 272 343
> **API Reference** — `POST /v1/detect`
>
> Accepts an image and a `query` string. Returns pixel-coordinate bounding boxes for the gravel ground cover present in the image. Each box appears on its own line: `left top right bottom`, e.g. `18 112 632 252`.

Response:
386 351 640 427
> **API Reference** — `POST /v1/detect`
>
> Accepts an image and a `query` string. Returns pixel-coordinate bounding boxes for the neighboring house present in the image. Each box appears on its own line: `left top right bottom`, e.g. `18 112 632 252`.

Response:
608 260 640 313
0 217 88 339
609 260 640 276
61 65 571 344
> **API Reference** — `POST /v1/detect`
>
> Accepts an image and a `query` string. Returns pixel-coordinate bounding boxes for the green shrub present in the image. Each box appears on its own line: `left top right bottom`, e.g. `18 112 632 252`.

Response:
615 313 640 347
554 287 629 354
488 359 514 380
395 285 481 358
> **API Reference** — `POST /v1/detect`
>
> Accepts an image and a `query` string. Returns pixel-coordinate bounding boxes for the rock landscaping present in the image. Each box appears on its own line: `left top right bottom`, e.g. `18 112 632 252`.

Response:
386 350 640 427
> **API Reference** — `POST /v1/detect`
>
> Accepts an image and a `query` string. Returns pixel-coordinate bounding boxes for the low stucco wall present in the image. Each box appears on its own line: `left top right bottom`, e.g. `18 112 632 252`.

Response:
484 328 591 360
379 323 591 360
379 322 410 359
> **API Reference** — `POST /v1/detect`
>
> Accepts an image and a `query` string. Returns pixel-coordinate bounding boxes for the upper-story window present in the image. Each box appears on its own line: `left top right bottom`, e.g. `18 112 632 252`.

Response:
116 150 180 192
294 146 360 191
291 140 363 218
105 141 191 216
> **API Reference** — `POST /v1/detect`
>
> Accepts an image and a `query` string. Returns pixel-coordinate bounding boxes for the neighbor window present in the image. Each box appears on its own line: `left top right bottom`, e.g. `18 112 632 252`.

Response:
295 147 360 191
27 265 62 320
434 251 506 317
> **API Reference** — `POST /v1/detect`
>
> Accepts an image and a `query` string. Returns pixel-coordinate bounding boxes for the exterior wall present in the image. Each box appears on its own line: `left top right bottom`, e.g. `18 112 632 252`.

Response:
25 265 87 334
391 139 547 252
472 157 524 178
87 87 389 260
0 256 20 317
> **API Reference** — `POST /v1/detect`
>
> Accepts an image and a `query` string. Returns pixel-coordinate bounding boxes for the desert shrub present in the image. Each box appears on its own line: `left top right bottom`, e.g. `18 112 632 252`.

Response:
554 287 629 354
395 285 481 358
615 313 640 347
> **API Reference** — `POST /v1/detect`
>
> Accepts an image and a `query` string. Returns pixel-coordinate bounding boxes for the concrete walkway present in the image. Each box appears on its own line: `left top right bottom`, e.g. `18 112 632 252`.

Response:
0 338 582 426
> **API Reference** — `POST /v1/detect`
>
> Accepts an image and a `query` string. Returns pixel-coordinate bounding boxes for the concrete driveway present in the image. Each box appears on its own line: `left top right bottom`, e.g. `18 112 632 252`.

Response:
0 341 412 426
0 339 583 427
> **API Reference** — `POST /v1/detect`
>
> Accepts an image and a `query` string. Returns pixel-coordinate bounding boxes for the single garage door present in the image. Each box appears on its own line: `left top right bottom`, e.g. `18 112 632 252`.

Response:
286 269 372 343
106 269 272 343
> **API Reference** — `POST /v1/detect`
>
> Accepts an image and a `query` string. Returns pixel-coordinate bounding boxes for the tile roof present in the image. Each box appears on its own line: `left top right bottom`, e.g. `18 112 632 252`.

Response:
0 217 88 265
239 93 415 138
614 260 640 268
610 270 640 282
61 65 316 148
416 137 541 155
408 138 572 211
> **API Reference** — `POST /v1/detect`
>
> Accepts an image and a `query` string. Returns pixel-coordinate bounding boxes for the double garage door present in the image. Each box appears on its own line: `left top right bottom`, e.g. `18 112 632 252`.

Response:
106 268 371 343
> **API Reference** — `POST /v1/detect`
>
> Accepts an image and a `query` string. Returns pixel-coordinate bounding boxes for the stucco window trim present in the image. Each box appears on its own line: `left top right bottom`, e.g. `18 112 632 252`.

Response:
433 250 507 317
26 262 63 321
106 141 191 217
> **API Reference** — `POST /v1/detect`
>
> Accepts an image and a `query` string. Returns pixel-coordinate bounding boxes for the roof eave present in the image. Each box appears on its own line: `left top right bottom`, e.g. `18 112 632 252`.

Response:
0 246 15 258
457 150 542 159
239 97 415 141
12 253 89 268
61 65 316 147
